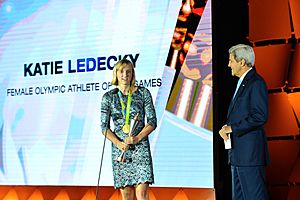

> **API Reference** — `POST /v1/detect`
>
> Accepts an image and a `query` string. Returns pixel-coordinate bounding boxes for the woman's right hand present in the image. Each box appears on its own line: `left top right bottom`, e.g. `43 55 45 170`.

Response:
116 140 129 151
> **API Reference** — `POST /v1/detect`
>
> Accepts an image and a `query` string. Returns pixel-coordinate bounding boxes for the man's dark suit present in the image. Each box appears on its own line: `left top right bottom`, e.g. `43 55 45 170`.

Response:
227 68 270 199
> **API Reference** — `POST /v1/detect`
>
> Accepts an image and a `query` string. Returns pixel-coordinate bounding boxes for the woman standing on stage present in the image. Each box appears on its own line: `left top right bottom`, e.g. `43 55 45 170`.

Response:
101 59 157 200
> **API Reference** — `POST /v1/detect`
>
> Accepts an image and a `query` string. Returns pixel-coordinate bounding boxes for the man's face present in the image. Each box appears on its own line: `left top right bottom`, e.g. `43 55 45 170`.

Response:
228 54 243 77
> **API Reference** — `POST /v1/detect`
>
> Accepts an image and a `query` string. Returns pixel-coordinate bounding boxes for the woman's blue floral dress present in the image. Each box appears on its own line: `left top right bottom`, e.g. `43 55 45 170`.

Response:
101 86 157 188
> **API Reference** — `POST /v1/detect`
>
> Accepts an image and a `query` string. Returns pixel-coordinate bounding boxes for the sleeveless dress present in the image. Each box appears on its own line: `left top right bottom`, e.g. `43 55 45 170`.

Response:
100 86 157 188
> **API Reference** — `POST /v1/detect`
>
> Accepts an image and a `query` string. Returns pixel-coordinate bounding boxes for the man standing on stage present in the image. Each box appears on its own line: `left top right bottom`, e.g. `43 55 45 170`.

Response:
219 44 270 200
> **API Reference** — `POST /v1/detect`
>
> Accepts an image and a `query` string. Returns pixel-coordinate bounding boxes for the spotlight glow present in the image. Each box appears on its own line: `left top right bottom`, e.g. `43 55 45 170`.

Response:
6 5 12 12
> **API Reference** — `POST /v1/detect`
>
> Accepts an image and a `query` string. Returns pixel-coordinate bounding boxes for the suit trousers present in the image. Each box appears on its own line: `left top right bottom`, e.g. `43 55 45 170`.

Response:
231 165 268 200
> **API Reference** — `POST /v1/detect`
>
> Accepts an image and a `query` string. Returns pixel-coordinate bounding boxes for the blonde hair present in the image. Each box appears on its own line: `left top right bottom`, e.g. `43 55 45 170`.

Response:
111 59 136 87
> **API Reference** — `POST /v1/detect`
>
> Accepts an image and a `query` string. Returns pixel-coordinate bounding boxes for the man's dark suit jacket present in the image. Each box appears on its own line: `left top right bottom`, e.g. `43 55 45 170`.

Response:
227 68 270 166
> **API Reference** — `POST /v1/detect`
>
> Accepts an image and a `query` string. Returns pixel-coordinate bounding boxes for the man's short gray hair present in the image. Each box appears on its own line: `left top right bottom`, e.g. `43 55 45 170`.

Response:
229 44 255 67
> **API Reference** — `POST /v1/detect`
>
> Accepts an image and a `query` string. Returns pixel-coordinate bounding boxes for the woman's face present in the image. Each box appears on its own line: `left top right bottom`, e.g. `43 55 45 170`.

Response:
117 64 133 86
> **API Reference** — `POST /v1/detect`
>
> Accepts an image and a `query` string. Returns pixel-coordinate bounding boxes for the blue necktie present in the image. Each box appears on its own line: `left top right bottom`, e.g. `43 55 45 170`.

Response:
233 79 242 99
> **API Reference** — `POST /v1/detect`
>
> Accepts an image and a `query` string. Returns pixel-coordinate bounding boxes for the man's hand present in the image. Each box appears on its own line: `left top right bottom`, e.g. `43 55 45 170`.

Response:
219 125 232 141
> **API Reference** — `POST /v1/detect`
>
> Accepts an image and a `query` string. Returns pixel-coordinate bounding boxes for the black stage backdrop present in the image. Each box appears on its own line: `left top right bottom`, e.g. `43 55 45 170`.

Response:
212 0 249 199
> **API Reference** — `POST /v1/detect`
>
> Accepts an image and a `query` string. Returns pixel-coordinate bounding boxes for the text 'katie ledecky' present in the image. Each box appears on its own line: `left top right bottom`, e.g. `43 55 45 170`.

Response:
23 53 140 77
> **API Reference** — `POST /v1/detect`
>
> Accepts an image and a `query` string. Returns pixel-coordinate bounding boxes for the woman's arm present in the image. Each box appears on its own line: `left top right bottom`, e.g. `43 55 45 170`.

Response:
101 92 128 151
125 88 157 144
103 128 128 151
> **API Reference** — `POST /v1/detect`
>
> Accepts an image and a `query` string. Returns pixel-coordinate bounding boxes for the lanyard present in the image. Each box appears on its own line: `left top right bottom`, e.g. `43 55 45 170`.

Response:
118 89 132 127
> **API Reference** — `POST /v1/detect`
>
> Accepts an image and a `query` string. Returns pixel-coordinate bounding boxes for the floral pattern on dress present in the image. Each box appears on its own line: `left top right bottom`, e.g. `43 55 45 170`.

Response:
101 86 157 188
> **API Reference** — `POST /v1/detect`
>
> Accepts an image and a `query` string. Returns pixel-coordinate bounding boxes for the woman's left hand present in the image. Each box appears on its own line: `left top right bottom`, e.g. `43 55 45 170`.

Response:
124 136 139 145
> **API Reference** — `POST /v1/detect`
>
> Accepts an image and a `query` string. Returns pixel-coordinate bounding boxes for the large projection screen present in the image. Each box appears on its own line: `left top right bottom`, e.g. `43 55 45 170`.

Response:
0 0 213 187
